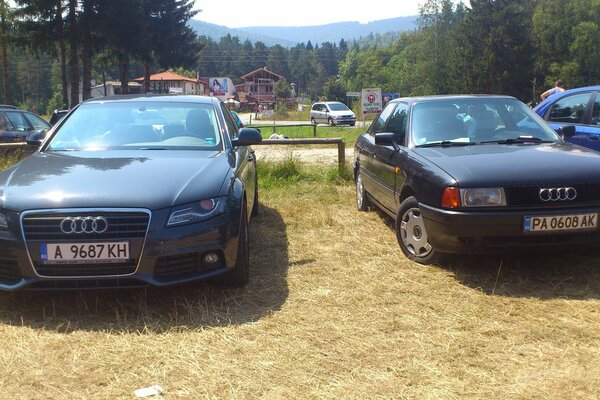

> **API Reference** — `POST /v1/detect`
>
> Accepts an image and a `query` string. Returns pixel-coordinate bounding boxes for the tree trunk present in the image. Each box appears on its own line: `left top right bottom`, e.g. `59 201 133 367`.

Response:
56 0 68 109
80 0 92 101
68 0 79 107
143 63 151 94
81 29 92 100
0 0 9 104
0 30 8 105
119 56 129 95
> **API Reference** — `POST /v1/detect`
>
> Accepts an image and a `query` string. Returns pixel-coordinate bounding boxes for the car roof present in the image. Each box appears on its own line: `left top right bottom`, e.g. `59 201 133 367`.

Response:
82 94 219 106
0 104 18 109
389 94 517 105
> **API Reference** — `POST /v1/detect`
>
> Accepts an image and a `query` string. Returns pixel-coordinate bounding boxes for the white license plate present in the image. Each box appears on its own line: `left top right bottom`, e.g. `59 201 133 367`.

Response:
40 242 129 264
524 213 598 233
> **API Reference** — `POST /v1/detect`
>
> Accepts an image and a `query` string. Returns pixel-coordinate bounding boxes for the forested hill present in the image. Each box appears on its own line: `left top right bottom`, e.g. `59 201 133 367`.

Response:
188 16 417 46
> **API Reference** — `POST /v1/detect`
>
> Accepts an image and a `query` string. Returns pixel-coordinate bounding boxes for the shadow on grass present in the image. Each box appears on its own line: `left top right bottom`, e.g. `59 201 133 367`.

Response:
0 205 289 332
441 252 600 300
372 208 600 300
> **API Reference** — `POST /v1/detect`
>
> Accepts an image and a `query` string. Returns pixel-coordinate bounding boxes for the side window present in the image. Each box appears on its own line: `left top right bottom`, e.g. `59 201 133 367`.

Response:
24 113 51 130
5 112 31 132
0 112 9 131
369 103 396 134
220 103 238 138
548 93 591 124
591 94 600 125
312 103 320 111
386 103 408 144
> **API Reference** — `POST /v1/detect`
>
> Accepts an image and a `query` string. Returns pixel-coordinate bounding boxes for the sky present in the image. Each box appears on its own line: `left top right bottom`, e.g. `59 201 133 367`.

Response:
192 0 426 28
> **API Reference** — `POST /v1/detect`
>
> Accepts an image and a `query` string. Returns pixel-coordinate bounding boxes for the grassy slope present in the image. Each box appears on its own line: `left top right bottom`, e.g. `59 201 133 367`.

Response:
0 160 598 397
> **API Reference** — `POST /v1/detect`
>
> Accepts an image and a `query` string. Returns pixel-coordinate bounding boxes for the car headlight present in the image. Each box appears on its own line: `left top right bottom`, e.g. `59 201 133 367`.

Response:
0 213 6 230
461 188 506 207
167 198 225 227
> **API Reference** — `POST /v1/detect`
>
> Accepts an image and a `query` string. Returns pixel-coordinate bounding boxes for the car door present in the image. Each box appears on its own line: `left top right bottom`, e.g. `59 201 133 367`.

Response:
222 103 255 217
316 103 327 123
543 91 600 150
360 103 397 212
372 103 409 213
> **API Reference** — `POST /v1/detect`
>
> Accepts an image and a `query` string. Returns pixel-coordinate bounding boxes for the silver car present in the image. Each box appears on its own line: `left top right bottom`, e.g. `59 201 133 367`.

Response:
310 101 356 126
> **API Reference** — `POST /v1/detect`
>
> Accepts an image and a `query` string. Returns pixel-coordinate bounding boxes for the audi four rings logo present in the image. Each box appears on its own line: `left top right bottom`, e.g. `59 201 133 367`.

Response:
60 216 109 234
539 187 577 202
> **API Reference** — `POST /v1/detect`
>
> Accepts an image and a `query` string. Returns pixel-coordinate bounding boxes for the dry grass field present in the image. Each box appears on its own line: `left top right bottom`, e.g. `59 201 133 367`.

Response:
1 158 600 398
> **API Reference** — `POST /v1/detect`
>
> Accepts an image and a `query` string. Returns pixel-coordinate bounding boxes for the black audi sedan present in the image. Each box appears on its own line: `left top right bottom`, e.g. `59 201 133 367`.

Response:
354 95 600 264
0 95 262 290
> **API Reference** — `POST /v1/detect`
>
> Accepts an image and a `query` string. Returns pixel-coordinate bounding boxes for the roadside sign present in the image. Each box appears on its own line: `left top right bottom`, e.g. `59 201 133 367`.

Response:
346 91 361 97
361 88 382 115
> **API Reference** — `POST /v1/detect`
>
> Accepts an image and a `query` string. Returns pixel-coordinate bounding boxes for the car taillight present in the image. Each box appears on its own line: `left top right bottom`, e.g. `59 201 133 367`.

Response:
442 187 461 208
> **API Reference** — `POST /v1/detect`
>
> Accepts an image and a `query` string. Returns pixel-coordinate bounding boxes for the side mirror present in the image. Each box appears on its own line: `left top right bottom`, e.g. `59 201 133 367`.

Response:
26 129 47 146
558 125 576 140
375 132 400 151
232 128 262 147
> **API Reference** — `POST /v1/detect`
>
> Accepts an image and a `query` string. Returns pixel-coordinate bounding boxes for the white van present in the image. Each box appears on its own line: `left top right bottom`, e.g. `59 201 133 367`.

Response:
310 101 356 126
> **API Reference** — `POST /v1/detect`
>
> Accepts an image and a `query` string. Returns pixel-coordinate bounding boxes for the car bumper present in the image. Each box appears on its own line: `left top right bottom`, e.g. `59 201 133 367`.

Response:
419 203 600 254
0 207 241 291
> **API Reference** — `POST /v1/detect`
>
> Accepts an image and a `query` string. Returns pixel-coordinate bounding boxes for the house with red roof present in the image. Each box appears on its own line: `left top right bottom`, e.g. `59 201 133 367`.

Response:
238 67 285 104
133 71 207 95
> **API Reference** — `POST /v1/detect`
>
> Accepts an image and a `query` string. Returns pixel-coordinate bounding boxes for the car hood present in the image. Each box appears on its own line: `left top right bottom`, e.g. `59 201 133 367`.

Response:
0 150 231 212
412 142 600 187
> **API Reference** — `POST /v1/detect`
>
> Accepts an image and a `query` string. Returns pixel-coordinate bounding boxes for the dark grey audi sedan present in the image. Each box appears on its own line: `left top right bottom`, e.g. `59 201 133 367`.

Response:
355 95 600 264
0 95 262 290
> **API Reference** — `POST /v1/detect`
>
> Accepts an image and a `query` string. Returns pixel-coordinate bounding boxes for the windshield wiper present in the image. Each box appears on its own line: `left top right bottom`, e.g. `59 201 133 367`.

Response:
415 140 477 148
139 147 167 150
480 136 554 145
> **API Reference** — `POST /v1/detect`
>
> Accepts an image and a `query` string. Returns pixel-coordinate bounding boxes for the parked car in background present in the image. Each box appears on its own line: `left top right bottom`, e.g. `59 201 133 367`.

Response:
49 109 69 126
354 94 600 264
0 95 262 290
0 105 51 142
310 101 356 126
534 85 600 151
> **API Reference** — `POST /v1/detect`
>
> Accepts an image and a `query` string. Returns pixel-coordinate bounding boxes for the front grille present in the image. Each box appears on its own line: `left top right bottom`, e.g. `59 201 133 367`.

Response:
154 252 222 281
0 259 21 285
22 210 150 278
35 262 136 277
505 183 600 208
22 212 149 240
26 278 147 290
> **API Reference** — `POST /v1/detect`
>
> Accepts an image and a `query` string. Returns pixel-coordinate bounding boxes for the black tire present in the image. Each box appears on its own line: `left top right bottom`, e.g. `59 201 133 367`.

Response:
218 203 250 287
395 196 444 265
355 170 370 211
328 117 335 126
350 122 356 127
251 180 259 217
311 117 316 125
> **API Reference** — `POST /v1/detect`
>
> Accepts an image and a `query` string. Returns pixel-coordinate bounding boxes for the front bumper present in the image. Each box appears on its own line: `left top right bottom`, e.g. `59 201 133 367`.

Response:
420 203 600 254
0 207 241 290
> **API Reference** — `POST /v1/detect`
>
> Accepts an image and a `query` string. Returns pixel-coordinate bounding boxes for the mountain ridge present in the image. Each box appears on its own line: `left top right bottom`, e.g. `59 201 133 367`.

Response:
188 16 417 46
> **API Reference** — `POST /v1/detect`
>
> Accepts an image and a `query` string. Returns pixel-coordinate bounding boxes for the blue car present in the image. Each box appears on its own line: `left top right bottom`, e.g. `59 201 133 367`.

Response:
534 85 600 151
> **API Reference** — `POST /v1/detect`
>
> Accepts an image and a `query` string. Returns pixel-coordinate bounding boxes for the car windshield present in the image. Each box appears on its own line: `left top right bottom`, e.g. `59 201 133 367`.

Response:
46 101 222 151
411 98 560 146
328 103 350 111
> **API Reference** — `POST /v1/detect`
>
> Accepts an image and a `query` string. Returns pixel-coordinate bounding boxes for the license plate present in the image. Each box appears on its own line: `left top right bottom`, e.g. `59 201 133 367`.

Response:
40 242 129 264
524 213 598 233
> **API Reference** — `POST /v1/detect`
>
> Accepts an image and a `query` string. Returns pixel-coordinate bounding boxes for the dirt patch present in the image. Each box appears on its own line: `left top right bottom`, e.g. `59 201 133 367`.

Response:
254 145 354 165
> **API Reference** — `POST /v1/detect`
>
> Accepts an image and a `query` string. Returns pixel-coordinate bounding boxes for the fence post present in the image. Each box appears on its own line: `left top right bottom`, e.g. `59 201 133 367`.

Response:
313 124 316 137
338 140 345 171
